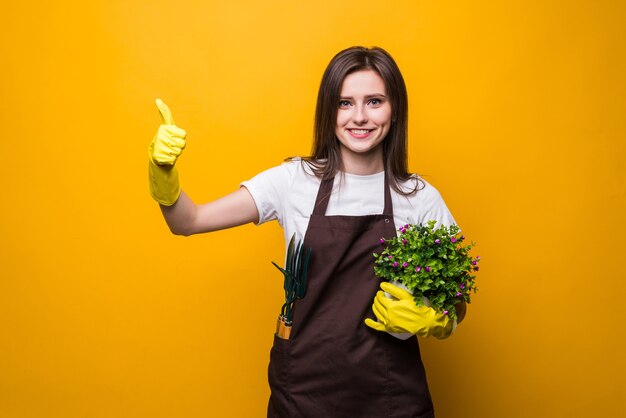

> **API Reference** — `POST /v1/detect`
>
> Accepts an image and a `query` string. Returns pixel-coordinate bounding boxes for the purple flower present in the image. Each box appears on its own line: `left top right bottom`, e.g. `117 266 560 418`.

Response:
380 238 386 244
393 262 399 267
460 235 465 241
460 283 465 289
435 239 441 244
415 266 421 272
402 239 408 245
443 310 449 315
451 237 457 243
404 224 409 229
476 256 481 260
400 228 406 234
456 292 463 297
471 260 477 265
474 266 480 271
387 255 393 260
425 266 431 272
402 262 408 268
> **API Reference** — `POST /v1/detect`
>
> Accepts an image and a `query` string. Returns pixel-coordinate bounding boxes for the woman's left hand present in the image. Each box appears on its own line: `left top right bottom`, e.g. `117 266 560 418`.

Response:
364 282 455 339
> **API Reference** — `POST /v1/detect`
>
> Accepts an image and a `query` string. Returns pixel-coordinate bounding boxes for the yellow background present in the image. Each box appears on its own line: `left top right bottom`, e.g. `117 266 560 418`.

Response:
1 0 625 416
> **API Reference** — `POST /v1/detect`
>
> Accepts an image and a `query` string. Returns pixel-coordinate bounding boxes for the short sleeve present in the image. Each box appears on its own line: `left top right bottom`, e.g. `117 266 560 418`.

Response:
414 180 457 228
240 162 295 226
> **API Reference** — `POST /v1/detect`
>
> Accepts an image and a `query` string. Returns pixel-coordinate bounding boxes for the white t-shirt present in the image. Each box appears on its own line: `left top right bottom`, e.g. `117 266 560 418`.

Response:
241 159 457 246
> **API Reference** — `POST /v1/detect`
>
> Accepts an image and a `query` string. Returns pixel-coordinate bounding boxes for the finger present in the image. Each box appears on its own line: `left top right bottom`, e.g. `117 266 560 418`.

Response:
152 150 177 165
372 299 386 323
152 139 182 164
159 132 186 150
163 125 186 139
380 282 412 301
364 318 386 332
373 292 389 314
375 290 393 308
155 98 175 125
155 137 183 157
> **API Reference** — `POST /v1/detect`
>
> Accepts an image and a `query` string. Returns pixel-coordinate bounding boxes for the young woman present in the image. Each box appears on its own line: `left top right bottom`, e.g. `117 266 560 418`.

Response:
148 46 465 418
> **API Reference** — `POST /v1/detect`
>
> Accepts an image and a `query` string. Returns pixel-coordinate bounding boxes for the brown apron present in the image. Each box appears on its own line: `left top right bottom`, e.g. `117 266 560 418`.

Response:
267 172 434 418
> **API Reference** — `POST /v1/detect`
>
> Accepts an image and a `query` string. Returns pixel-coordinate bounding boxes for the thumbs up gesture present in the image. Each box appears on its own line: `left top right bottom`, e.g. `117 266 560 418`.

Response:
148 99 186 206
149 99 187 165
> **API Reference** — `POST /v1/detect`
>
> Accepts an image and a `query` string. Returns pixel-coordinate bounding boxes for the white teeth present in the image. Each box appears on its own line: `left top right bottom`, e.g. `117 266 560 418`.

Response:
350 129 370 135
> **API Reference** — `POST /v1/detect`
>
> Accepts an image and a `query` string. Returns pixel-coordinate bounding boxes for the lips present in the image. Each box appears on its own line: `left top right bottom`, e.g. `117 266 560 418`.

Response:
347 128 374 138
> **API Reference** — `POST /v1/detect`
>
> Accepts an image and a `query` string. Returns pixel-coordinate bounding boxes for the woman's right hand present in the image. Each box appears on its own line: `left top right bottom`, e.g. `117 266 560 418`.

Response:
149 99 187 166
148 99 187 206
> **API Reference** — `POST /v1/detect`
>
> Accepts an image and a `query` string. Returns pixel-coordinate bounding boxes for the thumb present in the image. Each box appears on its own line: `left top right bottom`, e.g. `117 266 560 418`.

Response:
155 98 175 125
364 318 386 332
380 281 413 301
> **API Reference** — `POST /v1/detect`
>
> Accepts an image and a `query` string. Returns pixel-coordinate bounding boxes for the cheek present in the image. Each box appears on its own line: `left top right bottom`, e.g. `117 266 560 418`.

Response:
335 111 348 127
372 103 392 123
380 109 393 135
383 106 393 124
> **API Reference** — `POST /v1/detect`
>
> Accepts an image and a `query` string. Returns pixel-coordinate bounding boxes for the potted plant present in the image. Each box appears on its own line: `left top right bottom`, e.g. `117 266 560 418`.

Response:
373 220 479 339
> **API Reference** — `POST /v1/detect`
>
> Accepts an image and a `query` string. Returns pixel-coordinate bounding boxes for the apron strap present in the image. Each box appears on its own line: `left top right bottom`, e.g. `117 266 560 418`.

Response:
382 170 393 216
311 176 334 216
311 170 394 216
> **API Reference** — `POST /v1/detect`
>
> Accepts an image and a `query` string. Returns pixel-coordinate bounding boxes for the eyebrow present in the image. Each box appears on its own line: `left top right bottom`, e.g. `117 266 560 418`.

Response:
339 94 387 100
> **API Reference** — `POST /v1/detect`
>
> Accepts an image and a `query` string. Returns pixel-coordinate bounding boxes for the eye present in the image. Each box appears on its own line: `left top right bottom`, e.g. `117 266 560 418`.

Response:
338 100 351 108
368 98 382 106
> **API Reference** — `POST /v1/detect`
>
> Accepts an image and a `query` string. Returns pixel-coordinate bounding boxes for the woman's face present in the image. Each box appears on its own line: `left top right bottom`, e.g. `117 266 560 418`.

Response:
335 69 392 172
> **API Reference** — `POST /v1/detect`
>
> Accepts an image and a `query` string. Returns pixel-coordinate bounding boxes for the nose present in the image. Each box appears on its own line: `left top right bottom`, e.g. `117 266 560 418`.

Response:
353 105 368 125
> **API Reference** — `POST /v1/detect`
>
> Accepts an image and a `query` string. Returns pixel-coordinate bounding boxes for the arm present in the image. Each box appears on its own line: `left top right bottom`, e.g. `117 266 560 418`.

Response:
160 187 259 236
149 99 259 235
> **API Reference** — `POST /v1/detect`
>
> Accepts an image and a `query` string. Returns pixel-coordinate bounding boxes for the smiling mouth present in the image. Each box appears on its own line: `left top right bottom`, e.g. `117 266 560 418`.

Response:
348 129 373 135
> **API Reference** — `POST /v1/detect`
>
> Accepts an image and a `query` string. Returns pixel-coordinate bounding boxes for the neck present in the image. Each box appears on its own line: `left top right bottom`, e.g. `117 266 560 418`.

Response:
340 149 384 175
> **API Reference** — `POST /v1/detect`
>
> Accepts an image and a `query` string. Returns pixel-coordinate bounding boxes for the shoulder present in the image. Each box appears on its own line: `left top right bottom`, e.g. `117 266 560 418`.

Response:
281 157 318 177
416 177 445 203
393 175 455 226
245 158 310 185
242 158 322 199
397 175 444 203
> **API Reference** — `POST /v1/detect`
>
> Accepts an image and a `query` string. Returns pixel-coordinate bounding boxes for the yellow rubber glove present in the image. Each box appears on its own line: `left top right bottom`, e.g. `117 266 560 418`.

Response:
148 99 187 206
364 282 456 339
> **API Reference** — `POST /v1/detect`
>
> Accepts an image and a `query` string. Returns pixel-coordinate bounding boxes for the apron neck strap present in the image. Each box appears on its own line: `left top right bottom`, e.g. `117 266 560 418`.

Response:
312 170 394 216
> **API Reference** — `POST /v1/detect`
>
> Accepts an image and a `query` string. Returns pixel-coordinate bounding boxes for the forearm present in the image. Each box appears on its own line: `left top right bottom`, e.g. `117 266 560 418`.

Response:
159 190 199 236
159 187 260 236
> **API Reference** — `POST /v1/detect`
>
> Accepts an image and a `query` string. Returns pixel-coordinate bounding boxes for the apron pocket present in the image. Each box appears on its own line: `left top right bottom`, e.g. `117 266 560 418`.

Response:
267 334 292 415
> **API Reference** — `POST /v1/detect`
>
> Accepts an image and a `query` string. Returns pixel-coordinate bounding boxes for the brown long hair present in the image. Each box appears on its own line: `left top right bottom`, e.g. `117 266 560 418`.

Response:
301 46 422 195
